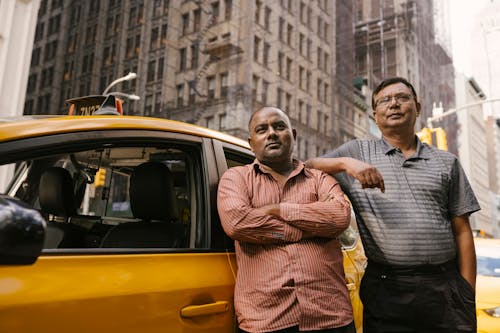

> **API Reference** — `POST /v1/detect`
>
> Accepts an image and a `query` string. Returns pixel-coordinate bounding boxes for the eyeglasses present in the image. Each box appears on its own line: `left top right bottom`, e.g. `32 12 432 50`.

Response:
375 93 414 108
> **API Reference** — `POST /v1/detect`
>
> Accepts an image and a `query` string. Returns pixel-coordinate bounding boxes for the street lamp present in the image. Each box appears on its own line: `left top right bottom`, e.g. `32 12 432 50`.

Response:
427 97 500 128
102 72 137 95
106 91 141 101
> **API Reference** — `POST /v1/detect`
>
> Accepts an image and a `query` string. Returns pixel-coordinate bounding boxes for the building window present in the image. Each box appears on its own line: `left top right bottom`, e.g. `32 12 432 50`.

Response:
176 84 184 106
67 34 77 54
252 75 259 101
182 13 189 35
299 33 304 56
161 24 168 46
31 48 41 66
278 52 284 77
300 2 306 24
27 74 37 93
63 61 73 81
254 36 260 62
211 1 220 26
219 113 227 129
179 48 186 71
191 44 199 69
150 27 159 49
188 81 196 105
264 7 271 30
207 76 215 99
277 87 282 108
263 43 270 68
85 26 96 45
299 66 304 90
307 39 312 60
255 0 261 25
306 104 311 126
279 18 284 41
287 24 293 47
48 15 61 35
262 80 269 104
153 0 163 17
145 94 153 116
82 53 94 73
225 0 232 20
35 23 44 42
206 116 214 128
147 61 155 82
317 79 322 102
193 9 201 32
220 72 228 98
285 93 292 112
157 57 164 80
286 57 292 81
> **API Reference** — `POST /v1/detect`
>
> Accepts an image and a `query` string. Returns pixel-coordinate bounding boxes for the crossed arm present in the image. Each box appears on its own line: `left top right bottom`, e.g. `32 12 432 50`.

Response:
217 168 351 244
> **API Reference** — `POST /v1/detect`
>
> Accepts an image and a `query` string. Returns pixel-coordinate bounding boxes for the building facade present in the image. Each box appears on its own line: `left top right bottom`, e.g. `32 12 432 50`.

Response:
0 0 40 192
353 0 455 131
24 0 347 161
455 74 493 235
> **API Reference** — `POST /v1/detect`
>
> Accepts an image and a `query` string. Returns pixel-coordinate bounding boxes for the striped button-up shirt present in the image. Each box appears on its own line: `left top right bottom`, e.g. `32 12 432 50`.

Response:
217 159 353 332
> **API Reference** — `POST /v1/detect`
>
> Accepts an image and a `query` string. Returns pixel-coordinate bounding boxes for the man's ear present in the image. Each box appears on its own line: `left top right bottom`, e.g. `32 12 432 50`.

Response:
248 137 254 152
416 101 421 117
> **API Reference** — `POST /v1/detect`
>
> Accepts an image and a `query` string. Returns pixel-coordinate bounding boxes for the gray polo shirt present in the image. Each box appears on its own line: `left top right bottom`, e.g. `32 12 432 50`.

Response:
323 137 480 266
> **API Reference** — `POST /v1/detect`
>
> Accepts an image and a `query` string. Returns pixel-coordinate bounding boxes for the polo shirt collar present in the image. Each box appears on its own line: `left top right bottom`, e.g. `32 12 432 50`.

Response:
380 135 432 160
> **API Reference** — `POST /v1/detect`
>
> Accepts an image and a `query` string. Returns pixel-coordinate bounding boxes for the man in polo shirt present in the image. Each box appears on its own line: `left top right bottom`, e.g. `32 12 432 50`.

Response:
307 77 480 333
218 107 355 333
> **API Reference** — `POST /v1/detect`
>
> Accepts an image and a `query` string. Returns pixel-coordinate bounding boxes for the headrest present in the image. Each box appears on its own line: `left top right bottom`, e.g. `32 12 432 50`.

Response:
39 167 76 216
129 162 179 221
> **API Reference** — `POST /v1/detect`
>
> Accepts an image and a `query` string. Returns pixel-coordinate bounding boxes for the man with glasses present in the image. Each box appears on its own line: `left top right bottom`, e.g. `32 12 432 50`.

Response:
307 77 479 332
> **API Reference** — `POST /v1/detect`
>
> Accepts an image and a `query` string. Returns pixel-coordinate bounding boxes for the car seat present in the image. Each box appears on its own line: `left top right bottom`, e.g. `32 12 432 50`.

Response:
39 167 86 248
100 161 187 248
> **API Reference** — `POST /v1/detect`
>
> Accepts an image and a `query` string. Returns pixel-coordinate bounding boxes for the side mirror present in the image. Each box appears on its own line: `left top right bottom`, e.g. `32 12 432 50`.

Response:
0 195 46 265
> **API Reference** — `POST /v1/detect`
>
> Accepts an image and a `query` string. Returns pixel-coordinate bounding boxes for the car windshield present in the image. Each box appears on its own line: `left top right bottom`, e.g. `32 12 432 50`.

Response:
476 245 500 277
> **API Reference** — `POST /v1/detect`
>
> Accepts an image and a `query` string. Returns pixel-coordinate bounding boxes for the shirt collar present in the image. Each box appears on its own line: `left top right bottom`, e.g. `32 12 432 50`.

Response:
252 159 311 178
380 135 432 160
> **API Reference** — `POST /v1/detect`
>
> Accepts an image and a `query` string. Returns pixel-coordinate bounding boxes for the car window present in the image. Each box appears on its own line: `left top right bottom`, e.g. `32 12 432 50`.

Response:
476 242 500 277
3 142 201 251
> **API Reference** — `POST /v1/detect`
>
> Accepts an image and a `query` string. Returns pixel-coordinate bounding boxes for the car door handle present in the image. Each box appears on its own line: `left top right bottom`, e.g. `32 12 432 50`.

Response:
180 301 230 318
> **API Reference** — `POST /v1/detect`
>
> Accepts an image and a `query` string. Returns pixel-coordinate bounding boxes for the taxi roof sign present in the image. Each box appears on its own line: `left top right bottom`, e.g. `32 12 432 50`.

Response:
67 95 122 116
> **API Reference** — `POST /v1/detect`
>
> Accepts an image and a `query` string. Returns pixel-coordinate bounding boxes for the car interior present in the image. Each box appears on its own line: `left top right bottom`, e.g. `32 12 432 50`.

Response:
6 144 195 250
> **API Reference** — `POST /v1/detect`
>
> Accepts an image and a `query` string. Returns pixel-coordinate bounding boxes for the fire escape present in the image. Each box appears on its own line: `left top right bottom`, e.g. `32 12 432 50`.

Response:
188 1 243 124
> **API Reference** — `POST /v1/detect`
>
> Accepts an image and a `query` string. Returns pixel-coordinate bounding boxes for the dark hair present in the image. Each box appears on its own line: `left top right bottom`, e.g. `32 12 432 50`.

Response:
372 77 418 110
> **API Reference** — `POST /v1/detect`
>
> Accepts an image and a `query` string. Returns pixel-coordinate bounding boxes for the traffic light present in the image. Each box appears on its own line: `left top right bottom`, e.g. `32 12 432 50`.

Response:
416 127 432 145
434 127 448 151
94 168 107 187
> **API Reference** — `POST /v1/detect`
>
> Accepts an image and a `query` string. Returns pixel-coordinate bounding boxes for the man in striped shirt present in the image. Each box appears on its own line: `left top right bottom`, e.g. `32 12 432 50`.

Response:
217 107 355 333
307 77 480 333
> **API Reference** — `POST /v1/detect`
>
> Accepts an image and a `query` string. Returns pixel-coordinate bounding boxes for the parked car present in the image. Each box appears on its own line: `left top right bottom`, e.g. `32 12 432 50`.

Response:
0 98 365 333
475 237 500 333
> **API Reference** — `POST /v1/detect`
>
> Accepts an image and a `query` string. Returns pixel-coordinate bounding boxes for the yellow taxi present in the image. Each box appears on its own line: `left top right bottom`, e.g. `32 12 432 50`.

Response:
475 237 500 333
0 96 365 332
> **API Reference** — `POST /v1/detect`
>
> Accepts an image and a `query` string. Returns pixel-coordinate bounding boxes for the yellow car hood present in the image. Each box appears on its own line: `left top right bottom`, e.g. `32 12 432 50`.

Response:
476 275 500 309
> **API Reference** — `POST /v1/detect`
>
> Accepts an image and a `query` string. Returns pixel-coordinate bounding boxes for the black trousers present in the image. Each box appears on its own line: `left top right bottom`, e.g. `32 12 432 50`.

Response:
360 260 476 333
239 321 355 333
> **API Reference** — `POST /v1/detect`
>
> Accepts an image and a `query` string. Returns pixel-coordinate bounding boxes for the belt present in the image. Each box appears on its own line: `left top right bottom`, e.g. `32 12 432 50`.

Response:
367 259 457 276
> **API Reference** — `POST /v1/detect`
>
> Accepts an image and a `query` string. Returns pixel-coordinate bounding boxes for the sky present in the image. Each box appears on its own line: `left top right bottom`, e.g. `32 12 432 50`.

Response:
449 0 491 76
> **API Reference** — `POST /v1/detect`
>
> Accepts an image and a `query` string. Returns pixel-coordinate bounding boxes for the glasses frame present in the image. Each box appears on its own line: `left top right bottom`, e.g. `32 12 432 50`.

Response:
375 93 414 109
